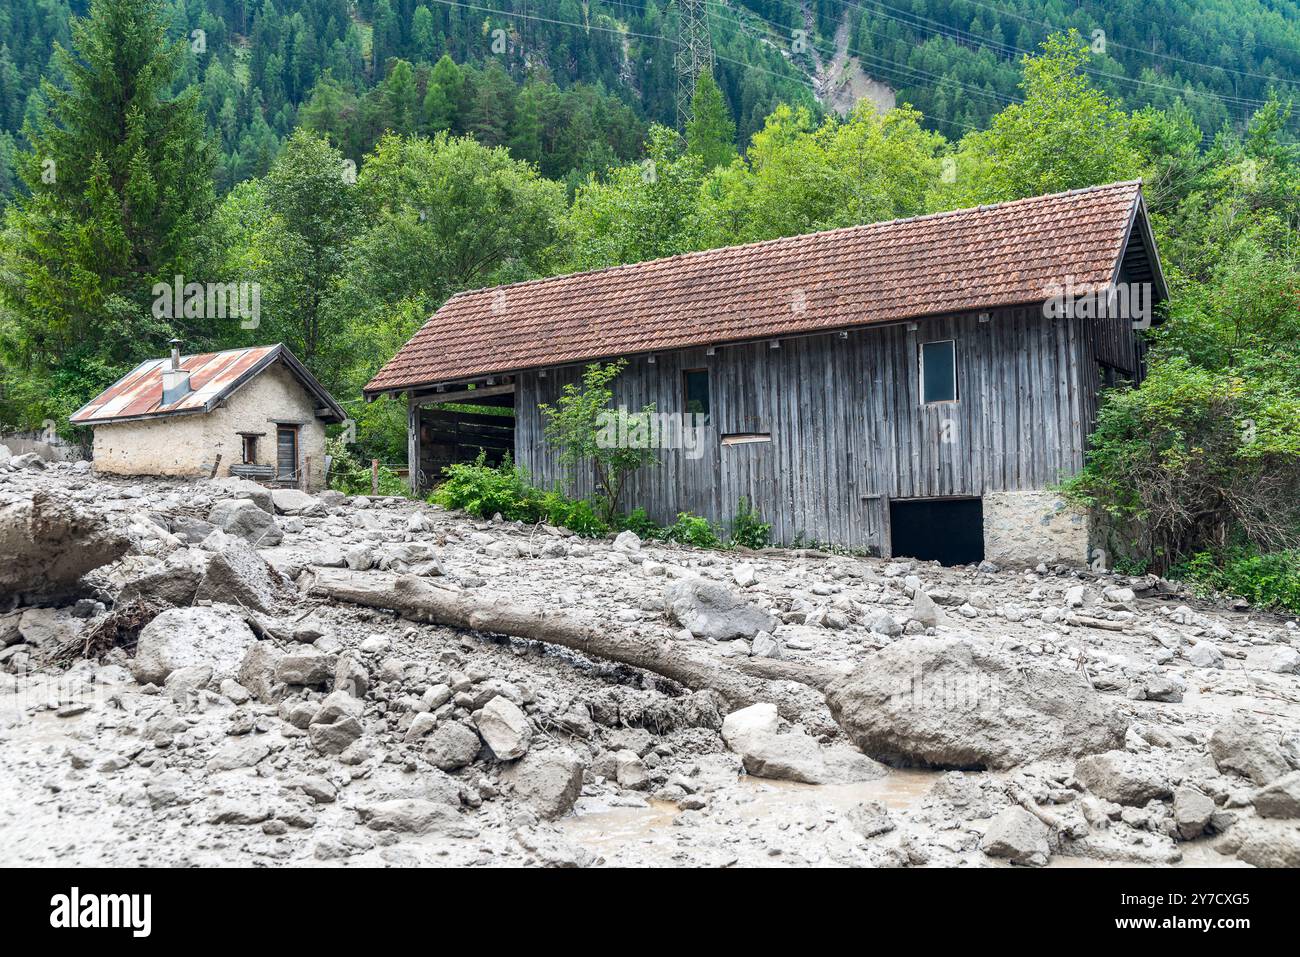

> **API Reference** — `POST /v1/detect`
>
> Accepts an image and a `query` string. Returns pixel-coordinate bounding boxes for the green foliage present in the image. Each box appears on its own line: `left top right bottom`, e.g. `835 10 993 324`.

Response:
617 507 661 539
663 512 723 549
434 452 539 521
730 498 772 550
539 359 657 523
326 435 409 497
686 70 737 171
1173 549 1300 613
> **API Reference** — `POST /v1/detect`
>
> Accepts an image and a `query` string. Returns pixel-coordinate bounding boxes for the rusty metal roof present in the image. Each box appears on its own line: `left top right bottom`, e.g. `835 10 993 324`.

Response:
366 181 1157 395
70 344 347 426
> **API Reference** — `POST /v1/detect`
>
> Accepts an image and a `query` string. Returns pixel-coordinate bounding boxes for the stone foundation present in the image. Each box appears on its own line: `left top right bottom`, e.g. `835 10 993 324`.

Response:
983 490 1090 567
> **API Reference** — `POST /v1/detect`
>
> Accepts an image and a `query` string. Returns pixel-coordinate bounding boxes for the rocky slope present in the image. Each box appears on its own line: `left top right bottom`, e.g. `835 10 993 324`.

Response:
1 457 1299 867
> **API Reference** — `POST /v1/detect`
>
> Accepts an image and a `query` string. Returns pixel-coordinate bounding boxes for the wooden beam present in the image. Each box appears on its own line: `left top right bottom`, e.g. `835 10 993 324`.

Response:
412 383 516 407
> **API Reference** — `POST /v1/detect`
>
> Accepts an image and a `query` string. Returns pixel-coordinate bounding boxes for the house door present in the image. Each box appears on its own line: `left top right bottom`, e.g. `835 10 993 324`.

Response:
276 425 299 481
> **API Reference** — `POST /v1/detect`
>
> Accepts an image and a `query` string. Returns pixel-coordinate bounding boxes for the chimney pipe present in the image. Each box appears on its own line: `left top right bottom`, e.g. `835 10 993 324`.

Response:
162 338 191 405
169 338 182 371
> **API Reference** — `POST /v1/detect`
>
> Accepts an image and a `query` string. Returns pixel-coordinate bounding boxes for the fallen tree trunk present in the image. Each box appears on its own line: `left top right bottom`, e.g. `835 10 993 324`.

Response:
300 567 839 714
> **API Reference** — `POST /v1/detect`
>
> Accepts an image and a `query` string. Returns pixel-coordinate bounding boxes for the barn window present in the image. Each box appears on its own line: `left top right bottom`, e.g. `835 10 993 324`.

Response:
683 368 711 423
920 340 958 404
240 434 258 464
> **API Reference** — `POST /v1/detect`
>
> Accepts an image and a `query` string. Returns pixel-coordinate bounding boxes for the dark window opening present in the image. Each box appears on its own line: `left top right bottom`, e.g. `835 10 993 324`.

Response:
921 340 958 404
241 434 258 465
683 368 711 423
276 426 298 480
890 497 983 566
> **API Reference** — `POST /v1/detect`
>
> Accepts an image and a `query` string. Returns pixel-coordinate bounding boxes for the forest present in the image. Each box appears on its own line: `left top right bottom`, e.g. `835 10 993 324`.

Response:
0 0 1298 607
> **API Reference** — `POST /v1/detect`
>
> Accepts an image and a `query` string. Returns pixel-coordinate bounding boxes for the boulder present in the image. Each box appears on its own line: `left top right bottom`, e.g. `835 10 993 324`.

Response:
980 807 1051 866
614 750 649 789
425 722 482 771
1246 645 1300 675
275 650 336 687
118 549 208 606
1172 787 1216 839
1252 771 1300 819
0 491 130 602
1074 750 1172 806
1186 641 1224 669
238 641 285 703
910 589 944 628
207 498 283 547
824 636 1127 769
846 800 896 839
206 477 273 513
194 541 285 612
1208 713 1291 785
502 748 586 819
271 488 322 516
359 799 474 837
720 702 877 785
666 576 779 640
131 605 257 685
474 696 532 760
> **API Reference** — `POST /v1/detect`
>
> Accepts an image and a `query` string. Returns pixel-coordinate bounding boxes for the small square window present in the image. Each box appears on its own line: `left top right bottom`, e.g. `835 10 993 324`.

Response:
683 368 711 423
241 434 258 464
920 340 957 404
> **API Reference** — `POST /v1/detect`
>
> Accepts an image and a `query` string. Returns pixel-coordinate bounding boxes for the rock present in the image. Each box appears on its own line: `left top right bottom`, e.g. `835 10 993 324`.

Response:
1246 645 1300 675
1074 751 1172 806
1252 771 1300 819
665 576 779 640
1186 641 1224 669
308 716 363 755
270 488 321 516
344 544 376 571
1128 672 1186 703
474 696 532 760
164 665 212 704
614 749 650 789
980 807 1051 866
311 690 363 726
168 515 216 545
238 641 285 703
194 541 284 613
118 549 207 606
334 654 370 698
910 590 944 628
1172 787 1216 839
720 702 831 784
359 799 474 837
1234 821 1300 868
502 748 586 819
846 800 896 839
16 607 77 649
131 605 257 685
0 491 131 602
612 530 641 553
207 498 283 546
750 631 782 659
274 650 336 687
207 477 273 512
1208 713 1291 785
824 636 1127 769
403 712 437 742
733 563 757 588
425 722 481 771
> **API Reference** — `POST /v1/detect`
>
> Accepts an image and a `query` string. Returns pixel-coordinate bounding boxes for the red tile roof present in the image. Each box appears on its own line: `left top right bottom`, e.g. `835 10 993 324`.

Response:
70 344 346 425
366 181 1146 395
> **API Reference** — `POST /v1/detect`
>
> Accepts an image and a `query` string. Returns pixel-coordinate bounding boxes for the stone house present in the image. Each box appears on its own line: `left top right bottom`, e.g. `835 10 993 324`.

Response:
70 343 346 490
365 182 1167 566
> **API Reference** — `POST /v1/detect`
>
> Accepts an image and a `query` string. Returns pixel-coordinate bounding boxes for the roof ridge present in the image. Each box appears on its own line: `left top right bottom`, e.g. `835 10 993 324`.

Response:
449 179 1144 301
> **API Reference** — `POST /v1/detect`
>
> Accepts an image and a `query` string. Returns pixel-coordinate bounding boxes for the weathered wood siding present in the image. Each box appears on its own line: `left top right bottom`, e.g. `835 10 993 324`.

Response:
515 306 1103 553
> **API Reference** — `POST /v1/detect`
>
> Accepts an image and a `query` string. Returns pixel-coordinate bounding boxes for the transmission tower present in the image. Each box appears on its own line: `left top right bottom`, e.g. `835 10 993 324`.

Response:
675 0 714 130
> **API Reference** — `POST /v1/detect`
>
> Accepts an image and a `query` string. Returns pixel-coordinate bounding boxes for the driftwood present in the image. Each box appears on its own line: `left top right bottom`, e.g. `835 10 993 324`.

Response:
300 567 841 714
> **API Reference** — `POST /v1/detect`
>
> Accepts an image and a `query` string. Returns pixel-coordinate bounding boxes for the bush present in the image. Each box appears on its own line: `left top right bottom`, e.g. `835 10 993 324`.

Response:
1172 548 1300 613
539 490 609 537
327 436 409 496
730 497 772 549
433 452 541 521
663 511 722 548
617 507 661 539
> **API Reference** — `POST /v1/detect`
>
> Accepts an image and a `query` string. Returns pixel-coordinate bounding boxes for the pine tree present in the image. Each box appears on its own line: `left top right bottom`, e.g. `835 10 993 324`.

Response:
685 70 737 170
0 0 215 409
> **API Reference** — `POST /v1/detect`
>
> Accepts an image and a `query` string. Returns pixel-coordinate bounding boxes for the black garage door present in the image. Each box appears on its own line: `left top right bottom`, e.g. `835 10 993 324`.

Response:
889 498 984 566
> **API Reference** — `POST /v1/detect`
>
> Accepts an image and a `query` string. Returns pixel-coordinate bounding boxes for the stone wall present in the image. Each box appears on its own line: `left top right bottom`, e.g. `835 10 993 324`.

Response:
91 363 329 489
982 490 1091 567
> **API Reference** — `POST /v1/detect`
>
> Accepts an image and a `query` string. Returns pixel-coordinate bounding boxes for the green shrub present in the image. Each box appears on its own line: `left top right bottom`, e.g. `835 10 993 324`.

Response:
327 436 409 496
540 491 609 537
730 497 772 549
663 511 722 548
1172 548 1300 613
433 452 542 521
617 507 661 539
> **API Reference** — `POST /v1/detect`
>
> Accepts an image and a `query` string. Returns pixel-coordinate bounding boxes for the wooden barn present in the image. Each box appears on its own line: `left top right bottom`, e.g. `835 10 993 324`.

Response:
365 181 1166 566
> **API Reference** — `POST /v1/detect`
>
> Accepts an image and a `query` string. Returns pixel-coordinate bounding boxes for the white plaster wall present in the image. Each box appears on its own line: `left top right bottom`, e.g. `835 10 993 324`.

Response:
983 490 1091 567
91 363 329 489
